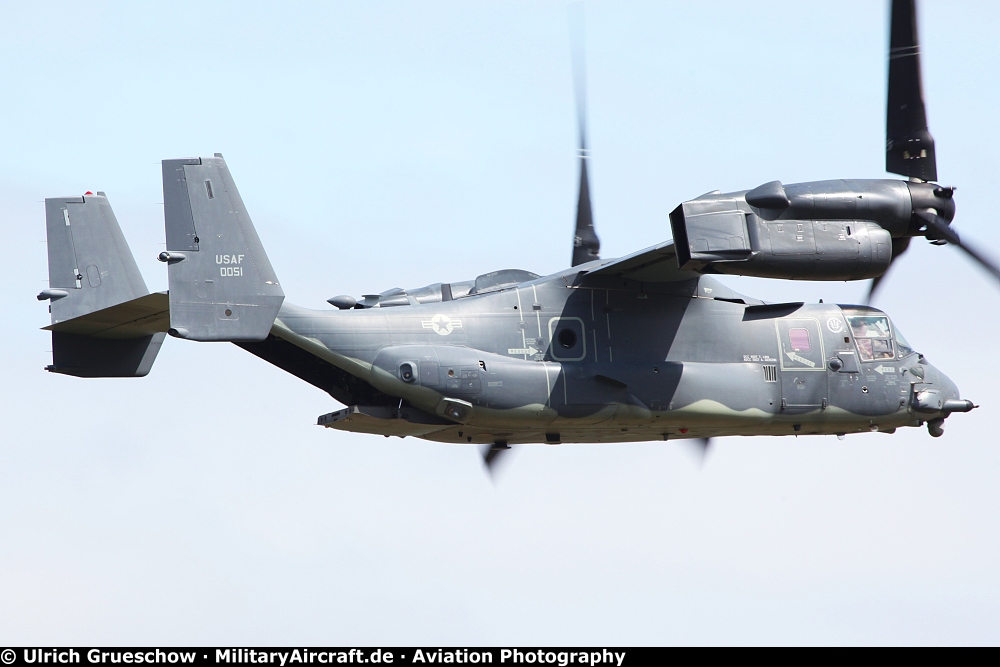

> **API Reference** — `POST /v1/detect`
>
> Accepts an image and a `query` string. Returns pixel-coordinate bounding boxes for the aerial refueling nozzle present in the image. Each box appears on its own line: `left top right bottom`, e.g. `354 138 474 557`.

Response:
942 399 977 413
912 390 976 415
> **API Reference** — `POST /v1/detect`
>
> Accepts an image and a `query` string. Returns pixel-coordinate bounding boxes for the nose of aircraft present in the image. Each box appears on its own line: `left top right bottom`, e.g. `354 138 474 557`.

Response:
910 359 977 437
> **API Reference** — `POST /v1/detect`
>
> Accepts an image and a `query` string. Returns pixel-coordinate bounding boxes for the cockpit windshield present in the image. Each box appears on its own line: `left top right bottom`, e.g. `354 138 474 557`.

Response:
847 315 894 361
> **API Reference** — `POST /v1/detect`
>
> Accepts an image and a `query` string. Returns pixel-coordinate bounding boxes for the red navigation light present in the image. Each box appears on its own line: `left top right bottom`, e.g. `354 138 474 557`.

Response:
84 191 93 195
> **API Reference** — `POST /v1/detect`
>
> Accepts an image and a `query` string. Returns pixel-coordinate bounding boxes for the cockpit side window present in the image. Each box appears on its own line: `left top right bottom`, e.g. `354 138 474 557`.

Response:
895 327 916 358
848 315 894 361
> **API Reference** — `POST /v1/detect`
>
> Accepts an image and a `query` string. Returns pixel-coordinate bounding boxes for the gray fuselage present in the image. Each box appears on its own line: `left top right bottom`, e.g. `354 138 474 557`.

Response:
246 272 960 445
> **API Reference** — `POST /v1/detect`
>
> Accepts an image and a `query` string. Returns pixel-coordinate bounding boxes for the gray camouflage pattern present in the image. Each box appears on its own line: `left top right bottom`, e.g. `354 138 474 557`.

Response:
37 156 974 444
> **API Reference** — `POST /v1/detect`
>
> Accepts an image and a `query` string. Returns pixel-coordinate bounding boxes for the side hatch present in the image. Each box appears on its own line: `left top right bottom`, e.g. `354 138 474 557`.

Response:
775 317 828 413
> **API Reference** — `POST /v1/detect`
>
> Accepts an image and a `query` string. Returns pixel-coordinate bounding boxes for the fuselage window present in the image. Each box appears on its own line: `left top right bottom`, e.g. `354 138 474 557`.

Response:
848 315 894 361
788 328 811 352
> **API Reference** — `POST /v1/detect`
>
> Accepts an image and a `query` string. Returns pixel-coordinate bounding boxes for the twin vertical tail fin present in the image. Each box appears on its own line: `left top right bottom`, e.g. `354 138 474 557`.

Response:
39 155 284 375
39 194 167 377
160 154 284 341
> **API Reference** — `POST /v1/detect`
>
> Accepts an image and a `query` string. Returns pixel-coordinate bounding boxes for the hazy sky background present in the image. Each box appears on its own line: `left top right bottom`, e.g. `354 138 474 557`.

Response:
2 0 998 646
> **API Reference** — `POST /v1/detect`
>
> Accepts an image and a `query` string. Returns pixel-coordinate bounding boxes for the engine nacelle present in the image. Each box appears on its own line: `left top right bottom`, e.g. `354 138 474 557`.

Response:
669 178 953 281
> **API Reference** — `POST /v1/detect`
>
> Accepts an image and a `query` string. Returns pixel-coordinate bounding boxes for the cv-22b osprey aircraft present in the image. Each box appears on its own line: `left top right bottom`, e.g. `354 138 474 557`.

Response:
37 1 996 469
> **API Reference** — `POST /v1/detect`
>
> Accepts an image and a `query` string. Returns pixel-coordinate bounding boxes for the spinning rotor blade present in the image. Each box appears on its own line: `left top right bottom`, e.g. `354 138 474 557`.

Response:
684 437 712 467
865 237 911 304
870 1 1000 298
914 210 1000 281
886 0 936 181
865 277 882 306
569 3 600 267
481 442 511 480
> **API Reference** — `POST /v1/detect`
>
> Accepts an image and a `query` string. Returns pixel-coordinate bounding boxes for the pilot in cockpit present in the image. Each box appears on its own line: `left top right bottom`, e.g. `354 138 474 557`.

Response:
849 316 894 361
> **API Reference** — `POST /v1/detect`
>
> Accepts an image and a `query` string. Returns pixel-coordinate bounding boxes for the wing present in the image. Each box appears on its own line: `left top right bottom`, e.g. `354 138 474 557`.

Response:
582 240 699 283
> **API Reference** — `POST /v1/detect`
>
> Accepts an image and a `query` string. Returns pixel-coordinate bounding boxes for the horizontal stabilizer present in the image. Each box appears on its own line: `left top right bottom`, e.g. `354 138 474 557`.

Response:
161 155 284 342
44 292 169 338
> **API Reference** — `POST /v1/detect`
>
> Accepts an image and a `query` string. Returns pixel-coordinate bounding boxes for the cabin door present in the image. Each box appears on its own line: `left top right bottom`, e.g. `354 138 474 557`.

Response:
775 317 828 414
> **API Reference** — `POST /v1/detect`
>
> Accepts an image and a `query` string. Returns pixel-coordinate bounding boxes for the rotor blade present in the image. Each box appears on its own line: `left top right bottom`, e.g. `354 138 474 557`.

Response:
886 0 937 181
572 157 599 267
866 236 912 304
569 2 588 151
480 442 512 480
915 210 1000 282
569 2 600 267
683 437 712 467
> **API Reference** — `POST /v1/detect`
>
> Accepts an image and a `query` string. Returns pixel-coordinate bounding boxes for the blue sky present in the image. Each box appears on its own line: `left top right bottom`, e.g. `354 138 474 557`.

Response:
1 1 998 645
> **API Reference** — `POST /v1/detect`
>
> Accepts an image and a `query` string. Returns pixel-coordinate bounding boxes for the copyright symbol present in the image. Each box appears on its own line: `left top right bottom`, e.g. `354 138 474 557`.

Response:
1 649 16 665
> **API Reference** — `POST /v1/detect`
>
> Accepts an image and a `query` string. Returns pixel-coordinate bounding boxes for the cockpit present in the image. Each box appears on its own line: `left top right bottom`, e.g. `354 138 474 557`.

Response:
842 308 916 361
331 269 541 309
